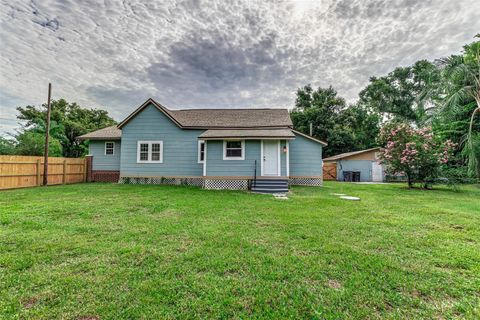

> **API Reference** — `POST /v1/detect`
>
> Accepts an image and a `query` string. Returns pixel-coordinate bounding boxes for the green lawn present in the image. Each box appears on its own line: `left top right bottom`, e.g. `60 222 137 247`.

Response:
1 182 479 319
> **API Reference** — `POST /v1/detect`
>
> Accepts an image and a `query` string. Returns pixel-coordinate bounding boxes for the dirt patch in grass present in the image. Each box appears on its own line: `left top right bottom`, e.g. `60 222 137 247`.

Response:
449 224 464 230
326 279 342 289
21 297 38 309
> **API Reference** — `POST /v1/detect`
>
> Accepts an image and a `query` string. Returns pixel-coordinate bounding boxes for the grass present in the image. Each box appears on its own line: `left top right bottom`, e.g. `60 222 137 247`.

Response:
1 182 479 319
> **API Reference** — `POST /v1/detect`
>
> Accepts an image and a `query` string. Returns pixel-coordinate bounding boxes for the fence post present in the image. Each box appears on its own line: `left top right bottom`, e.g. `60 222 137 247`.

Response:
86 155 93 182
83 157 87 182
62 159 67 184
36 159 41 186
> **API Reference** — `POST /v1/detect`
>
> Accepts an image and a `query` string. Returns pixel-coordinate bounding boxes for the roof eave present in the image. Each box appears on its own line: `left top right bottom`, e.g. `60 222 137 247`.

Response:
200 136 295 140
77 136 121 141
291 130 328 146
185 125 292 130
323 147 381 161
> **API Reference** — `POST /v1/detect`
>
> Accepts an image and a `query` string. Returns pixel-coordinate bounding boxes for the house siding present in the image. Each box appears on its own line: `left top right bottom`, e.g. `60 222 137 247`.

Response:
205 139 288 177
289 133 323 176
205 140 260 177
337 160 373 182
89 140 121 171
120 104 203 177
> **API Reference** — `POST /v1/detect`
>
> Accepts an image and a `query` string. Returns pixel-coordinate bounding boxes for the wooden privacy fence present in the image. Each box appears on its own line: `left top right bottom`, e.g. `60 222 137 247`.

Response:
323 162 337 181
0 155 87 190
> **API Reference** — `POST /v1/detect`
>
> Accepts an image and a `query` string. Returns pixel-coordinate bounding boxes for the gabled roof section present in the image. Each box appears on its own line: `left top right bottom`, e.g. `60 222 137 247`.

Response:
117 98 293 129
117 98 182 129
77 125 121 140
323 147 380 161
292 130 328 146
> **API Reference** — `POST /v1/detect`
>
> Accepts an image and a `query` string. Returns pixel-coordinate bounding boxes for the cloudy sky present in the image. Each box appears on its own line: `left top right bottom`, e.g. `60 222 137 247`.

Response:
1 0 479 134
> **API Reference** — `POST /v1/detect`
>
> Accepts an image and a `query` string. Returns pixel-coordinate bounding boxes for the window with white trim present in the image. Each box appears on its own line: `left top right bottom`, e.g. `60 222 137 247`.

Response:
198 140 205 163
137 141 163 163
223 140 244 160
105 142 115 155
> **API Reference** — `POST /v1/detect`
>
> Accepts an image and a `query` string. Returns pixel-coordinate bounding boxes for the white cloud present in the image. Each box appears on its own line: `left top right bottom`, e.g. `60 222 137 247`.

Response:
0 0 479 134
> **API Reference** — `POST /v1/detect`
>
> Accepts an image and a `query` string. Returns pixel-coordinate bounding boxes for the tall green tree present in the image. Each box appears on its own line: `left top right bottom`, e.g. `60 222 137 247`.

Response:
0 136 16 155
16 99 116 157
291 85 380 156
14 131 63 156
359 60 441 125
291 85 345 144
436 39 480 178
334 104 381 152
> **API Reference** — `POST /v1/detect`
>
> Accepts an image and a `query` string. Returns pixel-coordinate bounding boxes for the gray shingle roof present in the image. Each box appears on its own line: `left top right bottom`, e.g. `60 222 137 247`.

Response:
168 108 292 128
323 147 380 161
79 99 295 140
199 128 295 139
118 99 292 129
77 125 121 140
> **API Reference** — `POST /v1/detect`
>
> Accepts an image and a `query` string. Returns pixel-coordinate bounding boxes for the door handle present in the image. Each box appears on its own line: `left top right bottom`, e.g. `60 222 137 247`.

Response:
263 156 266 161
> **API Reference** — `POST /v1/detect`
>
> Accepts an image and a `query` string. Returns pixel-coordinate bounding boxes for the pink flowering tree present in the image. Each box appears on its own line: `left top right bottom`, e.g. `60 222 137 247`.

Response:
379 124 456 188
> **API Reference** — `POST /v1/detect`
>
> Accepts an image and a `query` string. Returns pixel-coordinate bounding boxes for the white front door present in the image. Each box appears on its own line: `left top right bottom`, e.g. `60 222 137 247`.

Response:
371 162 383 182
262 140 279 176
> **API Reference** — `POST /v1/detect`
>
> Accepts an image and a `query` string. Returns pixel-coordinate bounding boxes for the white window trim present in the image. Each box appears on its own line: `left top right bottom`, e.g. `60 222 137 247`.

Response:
137 141 163 163
277 140 281 176
203 141 207 176
261 140 263 176
223 140 245 160
286 140 290 177
198 140 205 164
104 141 115 156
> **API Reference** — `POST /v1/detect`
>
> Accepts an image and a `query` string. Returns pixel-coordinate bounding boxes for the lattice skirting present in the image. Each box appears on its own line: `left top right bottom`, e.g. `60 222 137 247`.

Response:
289 177 323 186
117 177 321 188
204 179 249 190
119 177 204 187
92 170 120 183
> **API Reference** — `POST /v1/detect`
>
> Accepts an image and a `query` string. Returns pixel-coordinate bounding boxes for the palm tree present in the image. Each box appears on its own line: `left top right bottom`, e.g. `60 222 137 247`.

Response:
439 38 480 179
465 106 480 179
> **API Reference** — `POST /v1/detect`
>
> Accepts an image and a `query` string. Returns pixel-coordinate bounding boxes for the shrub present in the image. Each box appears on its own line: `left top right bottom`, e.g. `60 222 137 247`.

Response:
379 123 456 188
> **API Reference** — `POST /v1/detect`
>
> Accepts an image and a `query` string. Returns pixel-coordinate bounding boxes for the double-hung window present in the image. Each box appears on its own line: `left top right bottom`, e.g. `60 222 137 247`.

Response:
223 140 244 160
198 140 205 163
137 141 163 163
105 142 115 155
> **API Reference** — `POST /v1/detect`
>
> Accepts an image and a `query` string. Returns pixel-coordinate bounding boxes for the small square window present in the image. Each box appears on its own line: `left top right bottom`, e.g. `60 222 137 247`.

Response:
105 142 115 155
223 140 244 160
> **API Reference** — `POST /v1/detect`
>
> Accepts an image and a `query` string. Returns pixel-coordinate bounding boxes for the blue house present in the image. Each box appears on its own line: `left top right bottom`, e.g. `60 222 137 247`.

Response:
79 99 326 192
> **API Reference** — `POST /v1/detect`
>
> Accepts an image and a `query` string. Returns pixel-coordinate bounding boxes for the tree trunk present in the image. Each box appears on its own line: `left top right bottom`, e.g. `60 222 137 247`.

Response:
467 104 480 180
407 174 413 188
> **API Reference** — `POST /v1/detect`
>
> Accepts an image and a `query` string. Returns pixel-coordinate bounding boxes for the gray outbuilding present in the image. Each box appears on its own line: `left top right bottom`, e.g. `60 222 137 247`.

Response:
323 148 385 182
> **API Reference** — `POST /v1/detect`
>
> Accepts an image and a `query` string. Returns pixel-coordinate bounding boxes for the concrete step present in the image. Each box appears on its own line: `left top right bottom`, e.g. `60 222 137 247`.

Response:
251 178 289 194
253 181 288 185
252 188 289 193
253 180 288 185
252 184 288 189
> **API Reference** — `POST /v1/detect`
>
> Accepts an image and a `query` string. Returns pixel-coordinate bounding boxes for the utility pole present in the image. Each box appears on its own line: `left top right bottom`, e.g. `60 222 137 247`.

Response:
43 83 52 186
309 123 313 136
